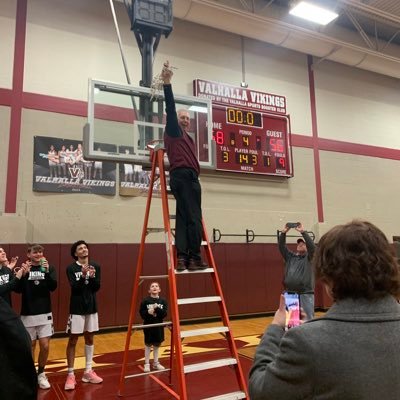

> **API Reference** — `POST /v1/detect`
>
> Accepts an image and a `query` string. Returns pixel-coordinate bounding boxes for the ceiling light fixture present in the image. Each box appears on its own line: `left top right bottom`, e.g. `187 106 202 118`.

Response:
289 1 338 25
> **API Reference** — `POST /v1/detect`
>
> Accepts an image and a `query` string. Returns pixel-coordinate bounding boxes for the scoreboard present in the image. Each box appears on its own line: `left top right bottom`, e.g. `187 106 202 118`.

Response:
212 106 291 176
194 79 293 177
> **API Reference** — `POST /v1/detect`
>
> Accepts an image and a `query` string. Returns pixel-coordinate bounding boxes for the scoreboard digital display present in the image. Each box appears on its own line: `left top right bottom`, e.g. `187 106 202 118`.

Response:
212 105 292 176
226 108 263 128
194 79 293 177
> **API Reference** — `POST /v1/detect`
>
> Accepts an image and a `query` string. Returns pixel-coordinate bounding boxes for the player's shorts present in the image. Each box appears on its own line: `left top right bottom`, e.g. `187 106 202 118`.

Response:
25 324 54 340
66 313 99 334
21 313 54 340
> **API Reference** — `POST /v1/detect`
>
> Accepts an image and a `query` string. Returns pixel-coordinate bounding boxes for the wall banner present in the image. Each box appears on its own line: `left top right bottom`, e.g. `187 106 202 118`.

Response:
118 146 171 197
33 136 116 195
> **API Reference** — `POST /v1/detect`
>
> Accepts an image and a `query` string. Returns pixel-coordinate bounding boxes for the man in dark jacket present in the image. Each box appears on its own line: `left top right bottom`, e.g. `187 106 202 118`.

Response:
0 296 37 399
278 222 315 320
161 61 208 272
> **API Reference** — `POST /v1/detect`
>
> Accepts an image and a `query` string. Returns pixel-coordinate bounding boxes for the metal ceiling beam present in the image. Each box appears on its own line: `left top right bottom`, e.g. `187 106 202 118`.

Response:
345 8 376 49
374 21 379 51
382 29 400 51
258 0 276 13
239 0 251 11
313 45 343 67
338 0 400 27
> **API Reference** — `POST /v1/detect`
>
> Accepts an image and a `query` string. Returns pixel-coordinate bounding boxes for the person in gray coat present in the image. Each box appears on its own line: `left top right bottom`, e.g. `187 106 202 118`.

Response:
250 219 400 400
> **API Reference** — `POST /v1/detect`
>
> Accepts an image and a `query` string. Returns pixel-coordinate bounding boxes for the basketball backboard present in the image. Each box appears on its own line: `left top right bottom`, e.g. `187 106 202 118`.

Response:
83 79 214 167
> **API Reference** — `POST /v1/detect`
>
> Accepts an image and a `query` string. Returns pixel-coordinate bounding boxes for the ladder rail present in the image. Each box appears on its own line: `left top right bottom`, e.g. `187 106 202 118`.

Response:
202 220 250 398
157 150 188 399
118 152 160 397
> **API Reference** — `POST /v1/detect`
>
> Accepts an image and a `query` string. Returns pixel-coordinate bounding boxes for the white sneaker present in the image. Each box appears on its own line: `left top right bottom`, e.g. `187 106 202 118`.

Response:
153 362 165 371
38 372 51 389
143 363 150 372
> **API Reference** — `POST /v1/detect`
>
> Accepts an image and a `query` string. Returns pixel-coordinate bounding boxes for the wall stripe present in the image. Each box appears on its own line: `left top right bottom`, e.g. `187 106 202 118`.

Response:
5 0 27 213
291 134 313 149
22 92 136 122
307 55 324 223
318 138 400 161
0 88 12 106
22 92 87 117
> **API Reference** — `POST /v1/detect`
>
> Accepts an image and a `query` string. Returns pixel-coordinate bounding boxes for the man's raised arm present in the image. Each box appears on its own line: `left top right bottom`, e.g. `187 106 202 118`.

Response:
296 223 316 257
278 225 290 261
161 61 180 137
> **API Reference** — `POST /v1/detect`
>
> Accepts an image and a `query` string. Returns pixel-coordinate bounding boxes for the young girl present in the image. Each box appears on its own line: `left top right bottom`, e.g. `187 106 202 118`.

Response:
139 282 168 372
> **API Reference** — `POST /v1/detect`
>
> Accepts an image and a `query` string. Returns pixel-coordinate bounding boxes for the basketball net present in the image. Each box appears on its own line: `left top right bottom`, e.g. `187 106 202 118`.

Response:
150 64 177 100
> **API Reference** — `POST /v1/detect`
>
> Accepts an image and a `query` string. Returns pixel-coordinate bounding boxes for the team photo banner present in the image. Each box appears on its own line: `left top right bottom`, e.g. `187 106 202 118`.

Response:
117 146 172 197
33 136 116 195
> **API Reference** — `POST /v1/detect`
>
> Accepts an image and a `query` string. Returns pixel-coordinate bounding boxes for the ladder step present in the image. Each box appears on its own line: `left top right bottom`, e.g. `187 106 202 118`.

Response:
175 267 214 274
184 358 237 373
125 368 171 379
201 391 247 400
132 321 172 330
146 227 165 234
178 296 221 305
181 326 229 338
171 240 208 246
139 274 168 280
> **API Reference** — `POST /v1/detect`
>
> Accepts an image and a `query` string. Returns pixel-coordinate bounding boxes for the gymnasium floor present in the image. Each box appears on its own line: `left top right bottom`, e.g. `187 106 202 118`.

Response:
35 316 273 399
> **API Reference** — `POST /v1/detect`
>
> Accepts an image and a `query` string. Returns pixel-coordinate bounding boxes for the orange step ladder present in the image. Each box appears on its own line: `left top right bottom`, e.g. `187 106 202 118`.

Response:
118 144 249 399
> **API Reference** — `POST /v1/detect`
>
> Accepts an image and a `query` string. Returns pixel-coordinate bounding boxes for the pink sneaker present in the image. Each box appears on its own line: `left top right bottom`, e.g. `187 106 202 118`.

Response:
64 374 76 391
82 370 103 384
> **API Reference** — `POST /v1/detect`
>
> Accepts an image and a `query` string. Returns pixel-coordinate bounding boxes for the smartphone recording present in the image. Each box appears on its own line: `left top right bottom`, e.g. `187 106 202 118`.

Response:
284 292 301 330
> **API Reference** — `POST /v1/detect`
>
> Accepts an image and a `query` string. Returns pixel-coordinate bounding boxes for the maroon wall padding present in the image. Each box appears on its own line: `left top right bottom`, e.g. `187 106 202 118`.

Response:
90 244 117 327
57 244 75 331
115 244 138 326
4 242 330 332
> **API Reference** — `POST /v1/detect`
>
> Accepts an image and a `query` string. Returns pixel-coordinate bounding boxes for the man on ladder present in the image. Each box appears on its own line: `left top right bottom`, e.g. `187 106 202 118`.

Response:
161 61 208 272
119 65 248 399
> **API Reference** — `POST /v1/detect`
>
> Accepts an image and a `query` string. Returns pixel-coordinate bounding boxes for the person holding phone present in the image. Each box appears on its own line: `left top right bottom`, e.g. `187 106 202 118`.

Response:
250 220 400 400
278 222 315 320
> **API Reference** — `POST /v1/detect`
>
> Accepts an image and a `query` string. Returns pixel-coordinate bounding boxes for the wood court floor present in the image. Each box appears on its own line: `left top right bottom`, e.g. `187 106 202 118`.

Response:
35 315 275 399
